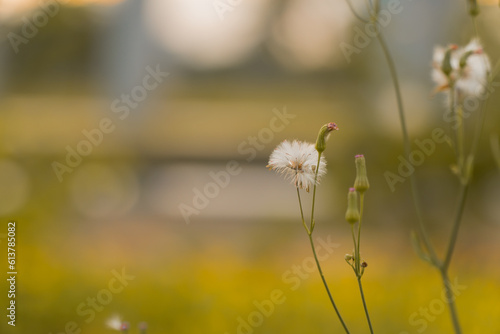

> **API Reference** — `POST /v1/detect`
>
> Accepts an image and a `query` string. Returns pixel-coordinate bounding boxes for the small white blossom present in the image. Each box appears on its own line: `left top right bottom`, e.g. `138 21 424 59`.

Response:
456 39 491 96
267 140 327 192
432 39 490 96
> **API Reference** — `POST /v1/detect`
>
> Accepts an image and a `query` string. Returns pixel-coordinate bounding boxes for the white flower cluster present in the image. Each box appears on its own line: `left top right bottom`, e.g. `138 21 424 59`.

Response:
432 39 490 96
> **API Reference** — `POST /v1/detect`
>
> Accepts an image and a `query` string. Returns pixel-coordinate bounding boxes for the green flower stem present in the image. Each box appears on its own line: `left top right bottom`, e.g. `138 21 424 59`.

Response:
440 110 469 332
357 277 374 334
439 16 500 333
309 154 322 232
344 0 369 23
450 86 466 178
376 30 465 334
439 14 500 334
457 106 465 175
472 17 481 50
296 152 350 333
443 183 469 272
439 181 468 334
469 61 499 164
308 233 350 334
443 85 468 278
341 4 499 334
468 17 500 171
375 32 439 266
351 223 358 271
440 270 463 334
364 0 373 16
449 84 459 163
469 18 500 166
356 193 365 275
355 192 374 333
296 187 310 235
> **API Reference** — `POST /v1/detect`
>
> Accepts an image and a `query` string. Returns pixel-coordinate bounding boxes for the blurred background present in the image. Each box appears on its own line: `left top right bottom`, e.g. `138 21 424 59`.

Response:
0 0 500 333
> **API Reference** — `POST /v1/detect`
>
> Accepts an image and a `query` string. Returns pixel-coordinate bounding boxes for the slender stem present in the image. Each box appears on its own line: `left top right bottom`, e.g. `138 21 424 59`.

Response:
375 32 439 265
345 6 484 334
309 154 322 232
451 88 465 177
356 193 365 275
376 28 466 334
469 15 497 163
457 106 465 174
472 17 480 46
346 0 439 267
308 233 350 333
443 183 469 272
449 84 459 161
354 193 374 332
344 0 369 23
296 155 349 333
437 85 468 273
470 80 493 164
376 30 466 333
357 278 374 334
351 223 358 272
296 188 310 235
373 0 380 16
468 25 500 173
440 271 463 334
364 0 373 16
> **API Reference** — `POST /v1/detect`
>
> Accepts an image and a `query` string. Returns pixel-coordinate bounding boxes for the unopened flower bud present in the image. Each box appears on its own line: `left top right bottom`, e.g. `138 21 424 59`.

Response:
354 155 370 193
361 261 368 268
138 322 148 334
345 254 353 261
459 49 482 69
345 188 360 224
467 0 479 16
315 122 338 153
441 45 458 77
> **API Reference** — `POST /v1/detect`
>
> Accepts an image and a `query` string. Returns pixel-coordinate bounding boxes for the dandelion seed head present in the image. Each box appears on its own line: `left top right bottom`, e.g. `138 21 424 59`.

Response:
267 140 327 191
